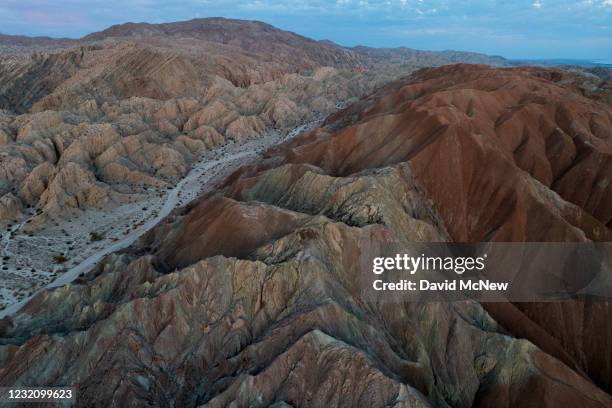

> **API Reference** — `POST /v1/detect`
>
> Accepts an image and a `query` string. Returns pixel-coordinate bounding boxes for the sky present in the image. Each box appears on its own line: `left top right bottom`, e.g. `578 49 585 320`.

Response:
0 0 611 62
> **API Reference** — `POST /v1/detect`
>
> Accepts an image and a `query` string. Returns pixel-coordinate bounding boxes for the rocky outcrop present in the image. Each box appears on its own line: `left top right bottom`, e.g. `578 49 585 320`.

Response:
1 65 611 406
17 161 56 206
277 64 612 241
83 18 364 73
225 115 266 141
37 162 113 213
3 201 610 406
0 192 21 222
0 19 527 227
0 61 399 224
1 14 435 227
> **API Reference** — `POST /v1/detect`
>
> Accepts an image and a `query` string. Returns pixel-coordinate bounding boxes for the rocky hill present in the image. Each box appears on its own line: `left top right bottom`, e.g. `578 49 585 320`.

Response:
1 64 610 407
83 18 361 68
0 19 395 226
0 18 515 230
353 45 510 68
0 18 418 311
0 33 75 55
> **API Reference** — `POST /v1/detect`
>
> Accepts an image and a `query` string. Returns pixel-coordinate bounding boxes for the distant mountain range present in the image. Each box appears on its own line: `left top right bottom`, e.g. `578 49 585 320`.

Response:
511 58 612 68
4 19 610 73
0 17 511 68
0 33 73 47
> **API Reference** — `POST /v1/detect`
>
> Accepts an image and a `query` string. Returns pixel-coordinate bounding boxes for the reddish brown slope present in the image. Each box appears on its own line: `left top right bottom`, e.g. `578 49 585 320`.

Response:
83 18 362 70
274 64 612 241
222 63 612 392
1 64 611 407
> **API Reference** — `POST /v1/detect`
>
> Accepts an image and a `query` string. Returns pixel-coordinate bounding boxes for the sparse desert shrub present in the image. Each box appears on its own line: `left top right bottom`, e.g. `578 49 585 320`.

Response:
89 231 104 242
52 255 69 264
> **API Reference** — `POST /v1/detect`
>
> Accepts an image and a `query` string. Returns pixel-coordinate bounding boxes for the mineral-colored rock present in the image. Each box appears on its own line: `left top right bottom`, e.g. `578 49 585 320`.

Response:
183 100 240 132
17 161 56 206
38 162 112 214
225 115 266 141
0 18 417 224
1 64 611 407
14 110 65 141
0 74 395 223
188 125 224 149
58 123 121 166
0 192 22 222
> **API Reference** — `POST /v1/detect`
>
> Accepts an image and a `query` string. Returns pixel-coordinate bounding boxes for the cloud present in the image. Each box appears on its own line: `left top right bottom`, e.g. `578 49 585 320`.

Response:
533 0 543 8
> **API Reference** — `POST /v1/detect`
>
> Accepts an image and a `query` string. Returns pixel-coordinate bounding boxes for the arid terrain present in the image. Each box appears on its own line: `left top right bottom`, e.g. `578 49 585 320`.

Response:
0 18 516 311
0 19 396 309
0 17 611 408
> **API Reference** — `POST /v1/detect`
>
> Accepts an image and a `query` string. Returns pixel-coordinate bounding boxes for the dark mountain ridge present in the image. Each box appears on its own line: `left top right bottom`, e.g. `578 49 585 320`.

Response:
0 33 74 47
0 17 510 68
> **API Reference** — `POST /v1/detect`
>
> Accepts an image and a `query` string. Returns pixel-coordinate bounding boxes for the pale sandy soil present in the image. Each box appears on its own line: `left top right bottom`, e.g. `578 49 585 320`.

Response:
0 119 319 315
